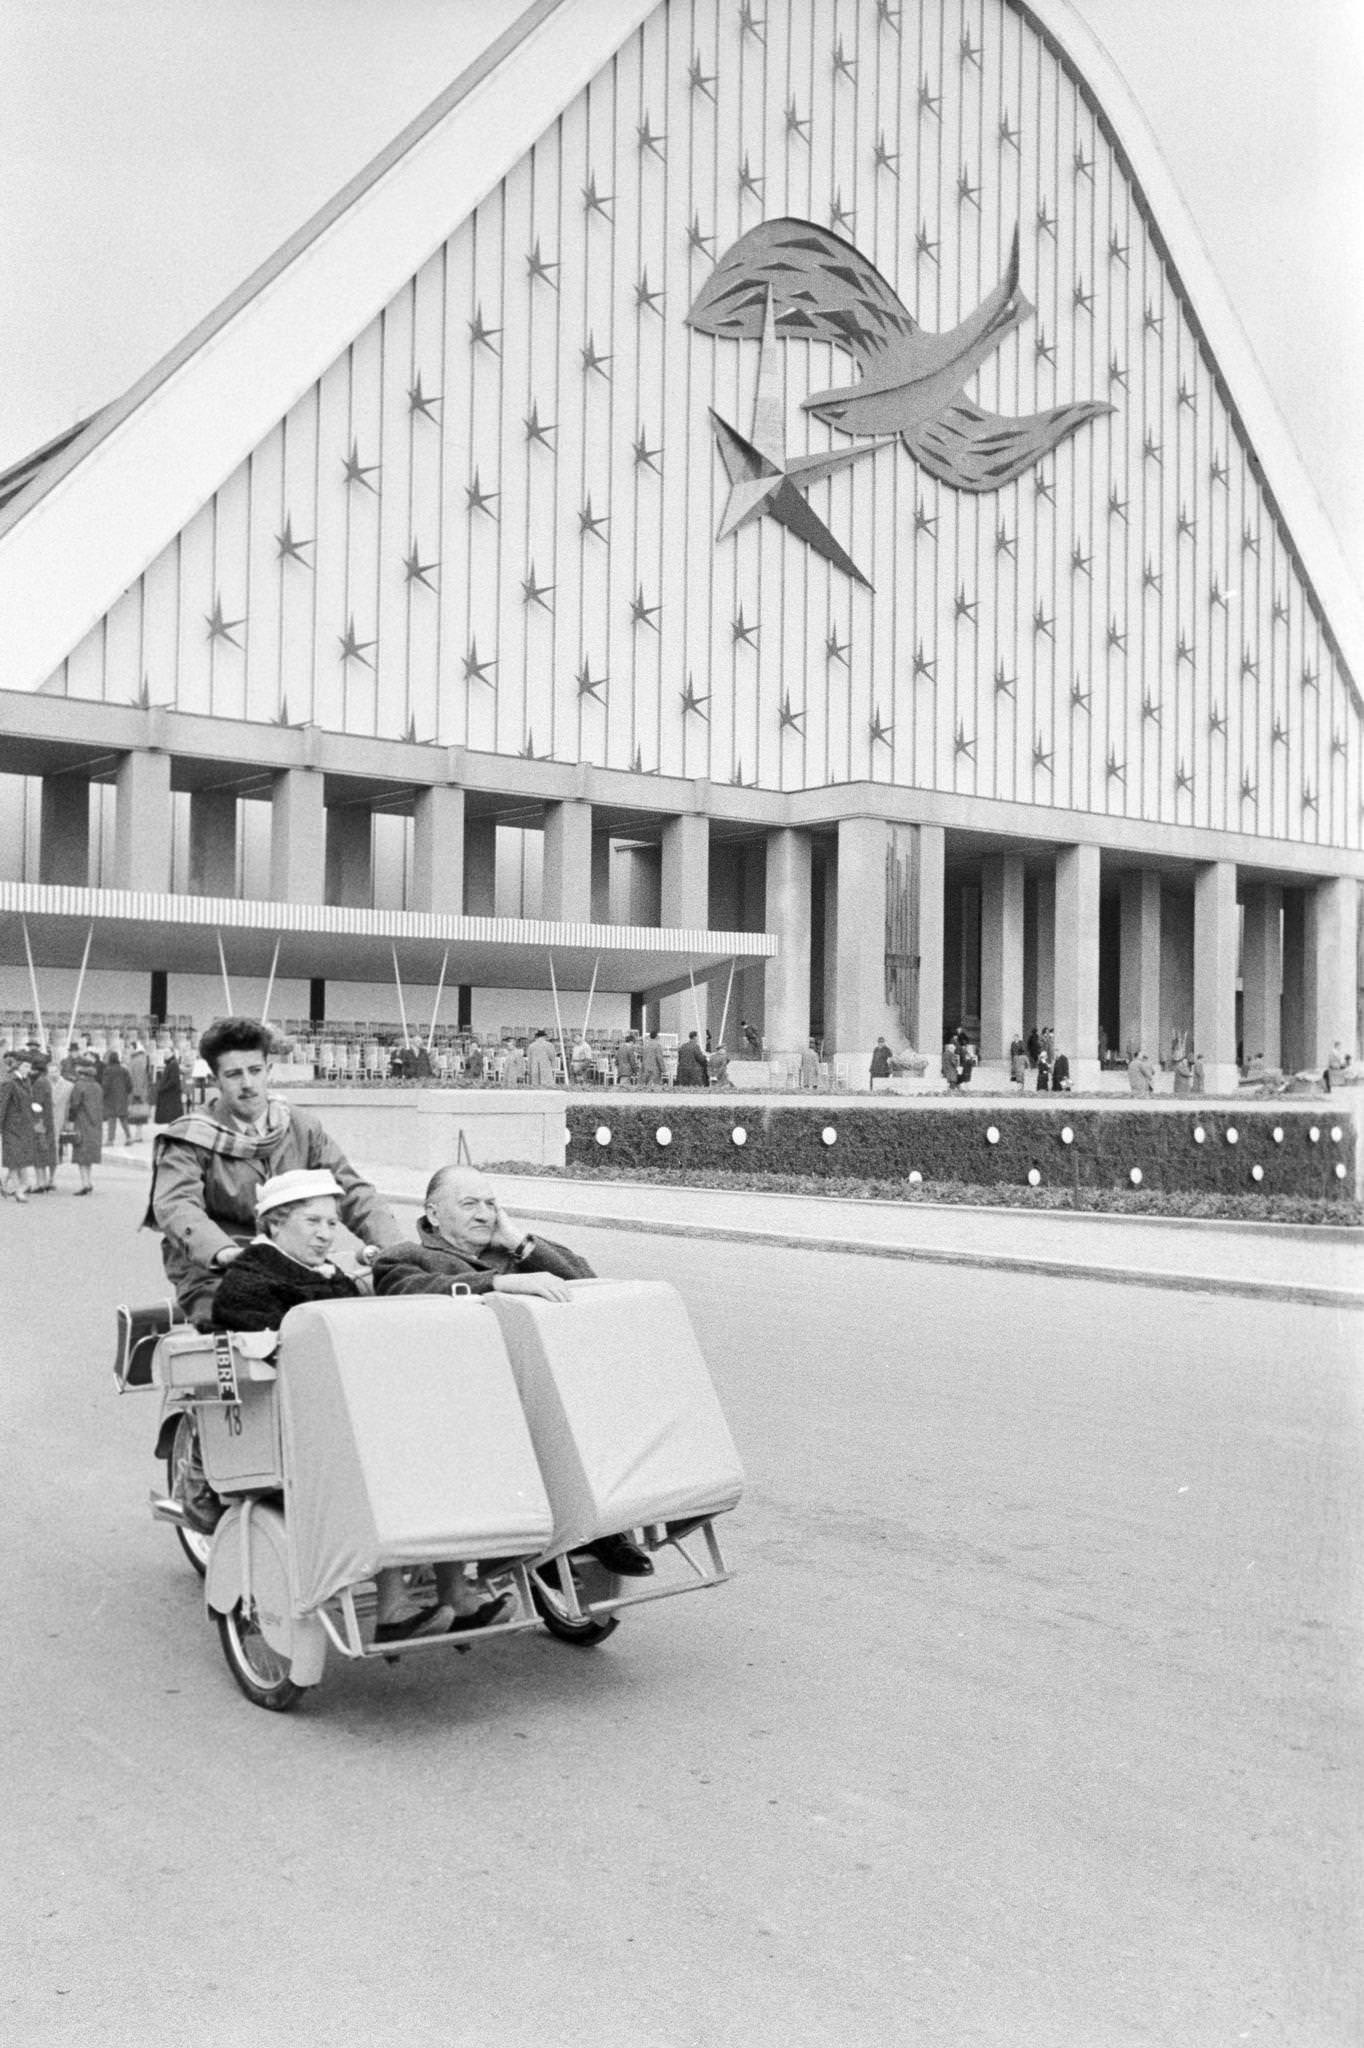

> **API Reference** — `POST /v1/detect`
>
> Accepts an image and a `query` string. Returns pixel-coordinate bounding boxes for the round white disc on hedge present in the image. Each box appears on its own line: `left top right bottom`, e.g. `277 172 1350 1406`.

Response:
594 1126 611 1146
1331 1125 1343 1142
1272 1126 1284 1143
1027 1168 1041 1186
1335 1162 1347 1180
1193 1126 1205 1144
986 1126 1000 1144
1225 1127 1238 1144
1060 1126 1073 1145
1129 1167 1143 1185
655 1126 672 1146
731 1127 747 1146
821 1126 837 1145
908 1169 922 1185
1309 1126 1320 1143
1251 1163 1264 1182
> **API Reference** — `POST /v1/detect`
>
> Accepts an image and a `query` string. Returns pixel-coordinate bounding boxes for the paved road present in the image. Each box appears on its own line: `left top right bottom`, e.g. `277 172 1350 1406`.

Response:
2 1170 1359 2047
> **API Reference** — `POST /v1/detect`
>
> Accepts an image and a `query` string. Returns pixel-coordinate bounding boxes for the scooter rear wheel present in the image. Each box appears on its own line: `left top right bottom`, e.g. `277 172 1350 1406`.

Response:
166 1411 212 1578
530 1562 620 1647
217 1601 304 1712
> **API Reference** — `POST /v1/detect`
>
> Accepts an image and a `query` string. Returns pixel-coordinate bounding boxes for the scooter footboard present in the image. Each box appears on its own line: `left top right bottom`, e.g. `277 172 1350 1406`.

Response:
487 1281 744 1559
276 1299 554 1614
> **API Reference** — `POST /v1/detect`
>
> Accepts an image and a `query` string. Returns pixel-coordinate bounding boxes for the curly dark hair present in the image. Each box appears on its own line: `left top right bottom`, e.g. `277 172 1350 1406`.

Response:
199 1017 274 1073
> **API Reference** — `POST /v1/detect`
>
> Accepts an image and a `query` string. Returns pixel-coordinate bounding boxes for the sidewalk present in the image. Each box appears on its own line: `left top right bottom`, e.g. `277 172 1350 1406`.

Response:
356 1161 1363 1310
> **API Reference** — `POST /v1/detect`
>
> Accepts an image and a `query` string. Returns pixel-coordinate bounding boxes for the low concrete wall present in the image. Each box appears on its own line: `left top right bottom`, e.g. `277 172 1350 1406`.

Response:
285 1087 568 1171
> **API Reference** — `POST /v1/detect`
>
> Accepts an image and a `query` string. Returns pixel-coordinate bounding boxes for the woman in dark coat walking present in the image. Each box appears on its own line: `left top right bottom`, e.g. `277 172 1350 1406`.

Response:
154 1053 185 1125
28 1051 56 1192
102 1051 134 1143
0 1053 39 1200
68 1058 105 1194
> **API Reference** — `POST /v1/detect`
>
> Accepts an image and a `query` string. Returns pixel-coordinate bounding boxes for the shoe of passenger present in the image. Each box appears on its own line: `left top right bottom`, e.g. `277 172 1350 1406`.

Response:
449 1593 515 1633
586 1534 654 1578
373 1603 454 1645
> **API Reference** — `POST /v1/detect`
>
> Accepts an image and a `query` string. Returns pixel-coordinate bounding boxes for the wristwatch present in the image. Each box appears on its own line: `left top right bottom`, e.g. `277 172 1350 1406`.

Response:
511 1235 534 1262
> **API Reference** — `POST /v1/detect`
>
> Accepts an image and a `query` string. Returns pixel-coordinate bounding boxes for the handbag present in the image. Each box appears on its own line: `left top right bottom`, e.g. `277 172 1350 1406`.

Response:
127 1101 152 1124
114 1298 189 1389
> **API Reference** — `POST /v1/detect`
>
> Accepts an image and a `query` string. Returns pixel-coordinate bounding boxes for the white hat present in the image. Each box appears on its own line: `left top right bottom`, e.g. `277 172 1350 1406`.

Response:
255 1168 344 1217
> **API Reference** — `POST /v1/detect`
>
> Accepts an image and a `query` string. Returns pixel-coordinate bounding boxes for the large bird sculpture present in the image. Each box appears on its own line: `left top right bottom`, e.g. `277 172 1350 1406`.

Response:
686 218 1111 492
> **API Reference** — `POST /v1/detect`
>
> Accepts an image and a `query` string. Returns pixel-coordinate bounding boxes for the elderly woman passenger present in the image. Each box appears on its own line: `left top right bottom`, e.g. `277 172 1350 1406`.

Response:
212 1168 510 1644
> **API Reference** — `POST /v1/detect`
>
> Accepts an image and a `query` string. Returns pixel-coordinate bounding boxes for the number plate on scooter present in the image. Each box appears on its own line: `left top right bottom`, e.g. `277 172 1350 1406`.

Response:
213 1333 240 1404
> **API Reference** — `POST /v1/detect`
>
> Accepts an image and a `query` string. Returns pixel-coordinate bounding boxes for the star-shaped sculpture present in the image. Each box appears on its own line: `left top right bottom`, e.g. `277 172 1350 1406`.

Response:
915 222 939 262
637 115 665 161
778 692 804 733
707 291 890 589
1034 329 1055 365
403 545 438 590
527 239 558 288
1242 524 1260 554
1106 748 1125 782
1034 603 1054 639
1144 429 1163 463
912 640 935 681
688 53 715 99
1143 560 1162 592
1302 784 1317 811
1033 733 1053 772
1301 664 1319 692
466 470 498 518
738 156 764 202
832 36 855 79
874 133 899 176
1178 379 1196 412
829 189 855 234
919 76 940 117
1240 772 1257 803
1177 507 1196 538
738 1 764 42
785 98 809 142
1208 578 1227 610
633 428 662 473
1272 595 1289 625
1209 704 1227 736
338 616 375 667
999 113 1021 149
954 721 975 761
1271 717 1289 747
463 640 496 686
1109 355 1128 389
1035 470 1055 505
582 174 612 218
206 596 244 647
1142 692 1162 724
469 305 500 352
960 27 981 66
408 376 440 422
877 0 900 27
520 730 547 760
680 678 710 719
995 521 1015 559
1074 146 1094 180
630 587 660 630
521 565 554 611
825 629 849 665
1073 281 1094 315
635 270 664 315
914 496 937 537
1108 488 1128 521
1176 633 1195 666
1241 649 1259 680
576 660 606 701
1108 230 1129 266
1037 197 1056 238
1175 761 1194 793
954 585 977 622
342 441 378 491
525 403 555 448
276 517 312 566
1071 543 1091 577
995 663 1015 698
732 608 759 648
957 167 980 209
869 708 893 746
1143 302 1162 335
1331 729 1347 756
686 213 713 258
579 497 608 542
1107 619 1126 652
1070 678 1091 711
1210 453 1228 487
581 332 611 376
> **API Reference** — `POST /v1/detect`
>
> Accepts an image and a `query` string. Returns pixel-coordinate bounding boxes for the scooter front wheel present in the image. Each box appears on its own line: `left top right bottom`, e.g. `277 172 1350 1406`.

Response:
216 1602 304 1712
530 1561 620 1647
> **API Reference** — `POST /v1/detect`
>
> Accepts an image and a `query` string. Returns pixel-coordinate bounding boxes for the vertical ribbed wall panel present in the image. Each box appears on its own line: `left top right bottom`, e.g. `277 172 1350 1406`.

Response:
46 0 1360 860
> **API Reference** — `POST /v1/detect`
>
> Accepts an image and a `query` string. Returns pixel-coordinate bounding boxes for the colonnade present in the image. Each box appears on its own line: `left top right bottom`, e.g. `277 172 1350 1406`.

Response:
24 751 1362 1079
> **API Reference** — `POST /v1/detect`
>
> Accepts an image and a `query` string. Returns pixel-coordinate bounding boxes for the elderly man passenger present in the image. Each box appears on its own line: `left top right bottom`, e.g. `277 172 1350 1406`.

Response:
374 1166 654 1578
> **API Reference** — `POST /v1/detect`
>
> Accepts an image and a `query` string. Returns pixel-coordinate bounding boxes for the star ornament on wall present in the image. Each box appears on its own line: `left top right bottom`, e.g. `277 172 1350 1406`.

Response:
704 288 891 589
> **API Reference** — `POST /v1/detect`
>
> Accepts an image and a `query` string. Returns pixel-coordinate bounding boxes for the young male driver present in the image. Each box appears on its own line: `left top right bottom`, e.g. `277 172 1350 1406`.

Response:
149 1017 404 1325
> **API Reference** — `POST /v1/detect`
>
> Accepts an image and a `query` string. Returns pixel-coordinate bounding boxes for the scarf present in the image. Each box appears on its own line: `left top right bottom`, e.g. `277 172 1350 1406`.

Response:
143 1097 294 1227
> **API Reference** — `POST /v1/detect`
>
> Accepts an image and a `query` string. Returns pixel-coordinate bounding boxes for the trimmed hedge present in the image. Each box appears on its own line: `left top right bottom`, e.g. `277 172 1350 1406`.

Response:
564 1102 1357 1202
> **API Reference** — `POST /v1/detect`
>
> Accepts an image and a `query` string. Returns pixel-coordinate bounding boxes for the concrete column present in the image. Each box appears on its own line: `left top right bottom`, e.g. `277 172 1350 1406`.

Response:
834 816 896 1056
1280 891 1307 1072
541 800 594 922
113 749 172 892
822 845 840 1051
1118 868 1162 1062
1240 884 1282 1072
325 805 373 908
1306 875 1360 1069
1193 859 1239 1092
38 775 90 885
764 828 812 1054
1034 881 1055 1035
1053 842 1101 1086
979 852 1025 1059
661 813 709 929
913 824 945 1055
590 833 611 923
411 785 464 915
463 816 496 916
268 768 324 905
188 789 238 897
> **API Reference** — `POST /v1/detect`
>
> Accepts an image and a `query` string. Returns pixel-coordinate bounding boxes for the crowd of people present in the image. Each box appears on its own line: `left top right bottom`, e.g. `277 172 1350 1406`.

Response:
0 1034 188 1201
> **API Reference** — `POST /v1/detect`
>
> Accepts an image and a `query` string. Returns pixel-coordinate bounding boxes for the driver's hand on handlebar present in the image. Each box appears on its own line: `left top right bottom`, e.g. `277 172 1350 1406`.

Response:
492 1271 573 1302
212 1245 243 1269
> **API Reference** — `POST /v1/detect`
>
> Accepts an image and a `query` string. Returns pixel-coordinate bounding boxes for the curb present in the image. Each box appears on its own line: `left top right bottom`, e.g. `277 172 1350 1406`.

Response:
377 1184 1364 1311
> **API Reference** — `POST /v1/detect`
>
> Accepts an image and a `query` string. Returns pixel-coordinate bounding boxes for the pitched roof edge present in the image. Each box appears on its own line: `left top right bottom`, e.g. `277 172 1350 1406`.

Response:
0 0 658 692
1016 0 1364 706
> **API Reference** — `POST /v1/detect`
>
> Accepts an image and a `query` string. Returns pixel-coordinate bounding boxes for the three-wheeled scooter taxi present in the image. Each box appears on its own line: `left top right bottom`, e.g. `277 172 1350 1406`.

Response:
118 1282 744 1711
